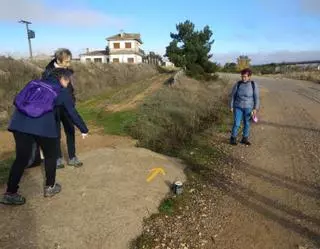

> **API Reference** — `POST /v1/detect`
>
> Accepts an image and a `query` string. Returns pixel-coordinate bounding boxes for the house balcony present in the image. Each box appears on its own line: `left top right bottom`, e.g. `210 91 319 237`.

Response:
109 47 145 56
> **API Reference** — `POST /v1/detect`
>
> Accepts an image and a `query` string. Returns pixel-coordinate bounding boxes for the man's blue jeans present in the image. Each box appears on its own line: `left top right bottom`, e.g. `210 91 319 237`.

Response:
231 107 252 138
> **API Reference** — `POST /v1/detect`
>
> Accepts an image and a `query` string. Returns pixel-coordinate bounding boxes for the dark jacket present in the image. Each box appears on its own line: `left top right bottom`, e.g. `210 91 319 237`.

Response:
43 59 76 103
8 77 88 138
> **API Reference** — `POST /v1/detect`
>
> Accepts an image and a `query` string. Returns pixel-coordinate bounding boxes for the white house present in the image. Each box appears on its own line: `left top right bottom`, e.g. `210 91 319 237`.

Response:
164 61 175 67
79 49 109 63
106 32 144 64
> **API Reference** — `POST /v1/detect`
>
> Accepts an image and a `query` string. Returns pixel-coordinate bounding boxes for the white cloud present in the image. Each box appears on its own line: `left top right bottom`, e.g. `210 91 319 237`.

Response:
0 0 126 27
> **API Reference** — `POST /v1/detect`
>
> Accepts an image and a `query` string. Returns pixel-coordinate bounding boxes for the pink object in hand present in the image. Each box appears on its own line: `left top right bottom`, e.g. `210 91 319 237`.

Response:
252 113 258 123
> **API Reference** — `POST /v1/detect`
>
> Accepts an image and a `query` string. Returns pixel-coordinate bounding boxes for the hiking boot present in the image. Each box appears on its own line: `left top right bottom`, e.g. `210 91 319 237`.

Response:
44 183 62 197
56 158 65 169
240 137 251 146
68 157 83 167
0 193 26 205
230 136 237 145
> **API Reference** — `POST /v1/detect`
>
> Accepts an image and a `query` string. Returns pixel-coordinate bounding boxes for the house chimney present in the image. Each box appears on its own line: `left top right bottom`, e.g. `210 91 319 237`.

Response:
120 29 124 37
86 48 89 53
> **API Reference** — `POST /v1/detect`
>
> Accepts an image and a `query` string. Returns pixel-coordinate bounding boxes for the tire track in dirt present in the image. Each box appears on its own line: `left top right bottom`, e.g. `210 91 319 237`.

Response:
212 78 320 249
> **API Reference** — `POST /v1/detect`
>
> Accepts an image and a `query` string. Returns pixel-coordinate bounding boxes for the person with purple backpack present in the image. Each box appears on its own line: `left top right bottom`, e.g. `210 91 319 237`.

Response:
27 48 83 169
0 68 89 205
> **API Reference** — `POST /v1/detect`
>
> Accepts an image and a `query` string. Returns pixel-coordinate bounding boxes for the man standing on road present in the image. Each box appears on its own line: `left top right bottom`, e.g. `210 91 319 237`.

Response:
229 68 260 146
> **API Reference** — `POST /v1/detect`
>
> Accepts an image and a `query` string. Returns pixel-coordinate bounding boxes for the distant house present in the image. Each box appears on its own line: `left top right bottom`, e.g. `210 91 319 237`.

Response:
79 49 109 63
106 32 144 64
163 61 175 67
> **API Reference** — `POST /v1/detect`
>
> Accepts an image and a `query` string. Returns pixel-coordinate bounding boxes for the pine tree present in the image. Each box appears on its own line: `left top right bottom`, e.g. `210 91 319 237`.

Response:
165 20 218 80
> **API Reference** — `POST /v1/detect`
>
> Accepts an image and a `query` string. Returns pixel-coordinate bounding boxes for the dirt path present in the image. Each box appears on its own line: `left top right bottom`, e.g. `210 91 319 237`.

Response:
212 76 320 249
0 75 186 249
106 74 170 112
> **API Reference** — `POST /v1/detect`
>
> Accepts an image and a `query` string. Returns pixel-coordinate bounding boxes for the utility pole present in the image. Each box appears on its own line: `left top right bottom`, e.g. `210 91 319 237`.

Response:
19 19 35 59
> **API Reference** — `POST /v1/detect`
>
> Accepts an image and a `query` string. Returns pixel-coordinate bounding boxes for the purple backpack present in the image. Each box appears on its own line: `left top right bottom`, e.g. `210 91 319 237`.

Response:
14 80 59 118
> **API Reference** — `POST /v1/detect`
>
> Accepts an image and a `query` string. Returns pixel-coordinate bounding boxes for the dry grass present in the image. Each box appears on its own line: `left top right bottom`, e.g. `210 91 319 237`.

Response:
128 75 230 155
68 62 158 101
284 71 320 83
0 56 158 124
0 57 43 115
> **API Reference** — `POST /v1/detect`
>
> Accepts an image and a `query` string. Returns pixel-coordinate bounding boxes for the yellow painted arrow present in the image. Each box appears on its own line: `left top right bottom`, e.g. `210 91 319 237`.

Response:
146 167 166 182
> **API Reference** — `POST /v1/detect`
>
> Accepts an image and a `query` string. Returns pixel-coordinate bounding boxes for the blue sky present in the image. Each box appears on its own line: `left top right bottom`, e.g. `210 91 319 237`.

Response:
1 0 320 64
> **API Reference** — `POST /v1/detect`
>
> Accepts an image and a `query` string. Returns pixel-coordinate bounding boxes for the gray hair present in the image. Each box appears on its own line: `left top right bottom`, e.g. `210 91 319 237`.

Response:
54 48 72 62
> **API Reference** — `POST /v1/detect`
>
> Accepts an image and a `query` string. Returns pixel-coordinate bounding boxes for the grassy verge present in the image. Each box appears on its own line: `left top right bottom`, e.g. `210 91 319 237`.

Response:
79 107 137 135
0 156 14 184
76 75 161 135
79 74 161 109
284 71 320 83
261 71 320 84
127 76 230 155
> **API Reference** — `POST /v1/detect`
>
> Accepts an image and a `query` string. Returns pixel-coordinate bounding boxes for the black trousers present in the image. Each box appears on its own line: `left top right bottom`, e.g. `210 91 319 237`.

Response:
27 141 42 168
6 131 58 193
56 106 76 159
26 107 76 166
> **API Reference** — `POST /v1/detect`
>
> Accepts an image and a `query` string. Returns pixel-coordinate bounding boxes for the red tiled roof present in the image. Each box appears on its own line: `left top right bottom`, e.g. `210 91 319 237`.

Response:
106 33 143 44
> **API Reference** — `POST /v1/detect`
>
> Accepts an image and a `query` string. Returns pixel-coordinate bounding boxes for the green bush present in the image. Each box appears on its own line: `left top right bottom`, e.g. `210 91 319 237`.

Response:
202 61 219 74
186 63 205 77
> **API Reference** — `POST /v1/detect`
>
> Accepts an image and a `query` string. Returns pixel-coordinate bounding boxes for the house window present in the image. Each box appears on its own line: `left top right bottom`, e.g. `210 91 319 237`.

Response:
94 58 102 63
86 58 91 62
113 58 120 63
113 43 120 49
127 58 134 63
125 42 132 49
